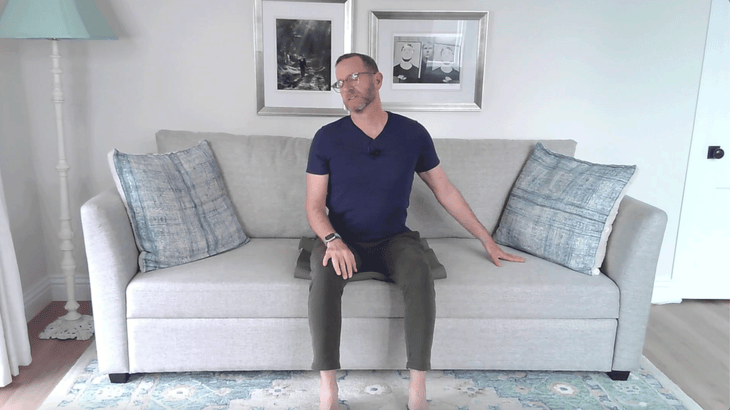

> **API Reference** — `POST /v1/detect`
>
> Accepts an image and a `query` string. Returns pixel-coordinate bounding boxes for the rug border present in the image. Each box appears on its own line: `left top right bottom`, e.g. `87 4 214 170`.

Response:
38 339 99 410
640 355 704 410
38 341 704 410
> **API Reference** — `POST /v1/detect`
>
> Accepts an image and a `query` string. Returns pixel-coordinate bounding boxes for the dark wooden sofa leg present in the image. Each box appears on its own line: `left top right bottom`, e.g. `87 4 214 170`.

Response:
109 373 130 383
606 371 630 381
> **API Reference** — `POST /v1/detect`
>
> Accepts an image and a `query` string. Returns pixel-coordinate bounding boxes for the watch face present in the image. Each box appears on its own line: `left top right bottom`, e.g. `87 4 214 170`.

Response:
325 234 335 241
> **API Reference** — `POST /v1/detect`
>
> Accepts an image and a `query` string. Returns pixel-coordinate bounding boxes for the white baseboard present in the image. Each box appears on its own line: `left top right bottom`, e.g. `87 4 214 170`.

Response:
23 275 92 322
49 275 91 301
23 277 52 322
651 279 683 304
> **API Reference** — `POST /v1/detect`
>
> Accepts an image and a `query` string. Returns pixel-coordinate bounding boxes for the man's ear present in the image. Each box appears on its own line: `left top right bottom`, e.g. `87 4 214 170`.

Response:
374 72 384 89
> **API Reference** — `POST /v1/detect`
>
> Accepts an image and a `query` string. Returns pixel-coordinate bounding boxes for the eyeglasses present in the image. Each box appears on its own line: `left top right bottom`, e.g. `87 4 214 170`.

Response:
331 72 376 92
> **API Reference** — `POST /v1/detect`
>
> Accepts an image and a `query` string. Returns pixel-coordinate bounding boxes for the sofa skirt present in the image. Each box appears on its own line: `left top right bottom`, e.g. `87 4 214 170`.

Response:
125 318 616 373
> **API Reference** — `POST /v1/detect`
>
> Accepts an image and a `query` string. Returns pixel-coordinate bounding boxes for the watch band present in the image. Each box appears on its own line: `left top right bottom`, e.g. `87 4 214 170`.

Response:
324 232 341 245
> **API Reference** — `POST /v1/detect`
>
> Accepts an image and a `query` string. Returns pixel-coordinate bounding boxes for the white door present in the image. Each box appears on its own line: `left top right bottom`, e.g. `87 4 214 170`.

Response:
673 0 730 299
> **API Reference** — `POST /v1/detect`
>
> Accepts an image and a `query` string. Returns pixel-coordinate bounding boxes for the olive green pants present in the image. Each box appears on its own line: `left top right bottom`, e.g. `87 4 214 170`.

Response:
308 231 436 371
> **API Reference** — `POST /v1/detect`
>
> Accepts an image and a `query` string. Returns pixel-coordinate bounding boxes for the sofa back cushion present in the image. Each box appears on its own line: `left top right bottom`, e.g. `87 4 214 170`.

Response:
409 139 577 238
156 130 576 239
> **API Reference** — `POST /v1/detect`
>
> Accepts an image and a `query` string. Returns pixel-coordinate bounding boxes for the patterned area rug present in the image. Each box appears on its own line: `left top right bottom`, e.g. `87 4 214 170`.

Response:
39 342 702 410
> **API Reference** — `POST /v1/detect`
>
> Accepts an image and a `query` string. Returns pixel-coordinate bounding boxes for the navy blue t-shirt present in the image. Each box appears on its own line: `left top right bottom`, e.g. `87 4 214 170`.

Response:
306 112 440 243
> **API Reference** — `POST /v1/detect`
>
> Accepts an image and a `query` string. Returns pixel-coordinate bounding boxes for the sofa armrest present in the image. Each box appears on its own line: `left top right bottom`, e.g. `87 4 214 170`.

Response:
602 195 668 371
80 188 139 374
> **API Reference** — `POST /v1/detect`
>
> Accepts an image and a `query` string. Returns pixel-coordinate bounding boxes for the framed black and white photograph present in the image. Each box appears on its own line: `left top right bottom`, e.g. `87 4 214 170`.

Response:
370 11 489 111
391 34 463 87
254 0 352 116
276 19 332 91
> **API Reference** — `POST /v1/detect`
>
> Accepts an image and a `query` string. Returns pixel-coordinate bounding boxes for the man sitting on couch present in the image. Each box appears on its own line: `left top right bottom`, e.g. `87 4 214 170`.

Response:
306 52 525 410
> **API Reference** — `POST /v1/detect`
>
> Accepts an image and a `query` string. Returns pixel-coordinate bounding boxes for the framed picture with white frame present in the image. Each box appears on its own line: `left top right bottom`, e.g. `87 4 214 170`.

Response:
370 10 489 111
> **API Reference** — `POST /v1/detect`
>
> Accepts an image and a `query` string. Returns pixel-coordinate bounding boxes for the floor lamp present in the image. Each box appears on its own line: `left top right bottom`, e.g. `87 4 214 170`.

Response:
0 0 117 340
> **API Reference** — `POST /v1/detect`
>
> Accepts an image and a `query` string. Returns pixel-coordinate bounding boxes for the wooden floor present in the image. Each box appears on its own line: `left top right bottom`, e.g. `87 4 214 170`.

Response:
0 301 93 410
643 299 730 410
0 300 727 410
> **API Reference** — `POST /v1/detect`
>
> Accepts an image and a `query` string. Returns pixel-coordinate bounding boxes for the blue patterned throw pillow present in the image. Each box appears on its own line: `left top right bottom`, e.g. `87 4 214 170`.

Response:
109 140 249 272
494 143 636 275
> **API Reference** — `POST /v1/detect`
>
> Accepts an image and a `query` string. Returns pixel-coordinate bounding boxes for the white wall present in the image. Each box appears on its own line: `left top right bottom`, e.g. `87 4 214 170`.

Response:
0 0 712 310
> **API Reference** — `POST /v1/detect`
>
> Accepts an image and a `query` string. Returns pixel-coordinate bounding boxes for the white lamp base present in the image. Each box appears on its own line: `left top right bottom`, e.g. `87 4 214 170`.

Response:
39 314 94 340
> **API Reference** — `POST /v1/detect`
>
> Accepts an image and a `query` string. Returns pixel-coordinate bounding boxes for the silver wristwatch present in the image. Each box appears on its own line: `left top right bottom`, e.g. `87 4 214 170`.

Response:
324 232 341 246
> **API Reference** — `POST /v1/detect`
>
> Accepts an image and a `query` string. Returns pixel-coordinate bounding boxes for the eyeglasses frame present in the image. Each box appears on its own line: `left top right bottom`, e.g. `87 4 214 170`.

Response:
332 71 376 92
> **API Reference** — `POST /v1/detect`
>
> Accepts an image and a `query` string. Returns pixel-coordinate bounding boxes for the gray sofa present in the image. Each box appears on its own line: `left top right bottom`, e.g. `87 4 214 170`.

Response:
80 130 668 383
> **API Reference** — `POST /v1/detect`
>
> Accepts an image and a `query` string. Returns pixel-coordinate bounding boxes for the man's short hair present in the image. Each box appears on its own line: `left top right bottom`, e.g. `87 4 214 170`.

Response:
335 53 379 73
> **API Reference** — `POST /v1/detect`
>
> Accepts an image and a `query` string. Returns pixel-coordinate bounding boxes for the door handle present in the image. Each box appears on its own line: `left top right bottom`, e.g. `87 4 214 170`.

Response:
707 146 725 159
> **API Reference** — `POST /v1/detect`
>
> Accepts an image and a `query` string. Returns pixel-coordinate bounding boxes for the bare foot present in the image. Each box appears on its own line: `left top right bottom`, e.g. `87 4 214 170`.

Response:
319 370 339 410
408 370 430 410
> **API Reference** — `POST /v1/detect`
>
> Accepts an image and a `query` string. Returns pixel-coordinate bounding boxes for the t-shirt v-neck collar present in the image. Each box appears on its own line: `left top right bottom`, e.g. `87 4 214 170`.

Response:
350 112 390 141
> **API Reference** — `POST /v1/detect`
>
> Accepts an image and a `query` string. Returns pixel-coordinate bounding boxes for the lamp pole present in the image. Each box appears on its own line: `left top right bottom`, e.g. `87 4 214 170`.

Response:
51 39 82 322
39 39 93 339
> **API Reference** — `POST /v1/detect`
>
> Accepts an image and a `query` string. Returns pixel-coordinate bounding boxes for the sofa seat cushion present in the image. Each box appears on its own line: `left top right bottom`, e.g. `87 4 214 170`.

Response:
126 239 619 320
429 239 619 319
127 239 306 319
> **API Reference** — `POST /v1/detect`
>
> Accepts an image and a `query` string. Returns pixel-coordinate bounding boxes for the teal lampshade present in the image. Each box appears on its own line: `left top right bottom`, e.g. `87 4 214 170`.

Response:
0 0 117 39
